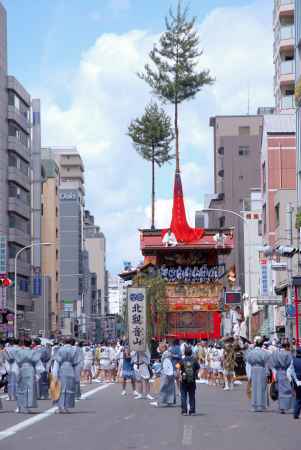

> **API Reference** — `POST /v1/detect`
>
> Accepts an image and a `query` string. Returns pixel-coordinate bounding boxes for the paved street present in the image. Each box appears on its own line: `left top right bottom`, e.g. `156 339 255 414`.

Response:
0 381 300 450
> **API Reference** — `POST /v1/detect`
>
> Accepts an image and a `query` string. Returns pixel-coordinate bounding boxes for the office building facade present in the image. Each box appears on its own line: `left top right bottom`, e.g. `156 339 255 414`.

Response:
0 4 33 333
206 115 263 291
296 0 301 204
273 0 295 112
42 147 85 335
41 155 61 336
84 210 107 316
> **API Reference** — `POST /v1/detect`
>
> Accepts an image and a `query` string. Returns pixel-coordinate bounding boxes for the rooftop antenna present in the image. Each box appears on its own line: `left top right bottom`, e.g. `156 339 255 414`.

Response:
247 83 250 115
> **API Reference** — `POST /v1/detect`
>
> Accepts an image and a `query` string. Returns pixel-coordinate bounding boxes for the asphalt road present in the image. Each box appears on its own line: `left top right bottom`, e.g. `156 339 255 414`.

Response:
0 381 300 450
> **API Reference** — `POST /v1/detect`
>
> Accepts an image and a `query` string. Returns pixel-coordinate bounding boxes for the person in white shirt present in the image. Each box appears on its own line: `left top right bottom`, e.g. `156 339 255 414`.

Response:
132 350 154 400
109 343 117 383
162 229 178 247
209 344 223 386
99 342 111 382
83 345 94 384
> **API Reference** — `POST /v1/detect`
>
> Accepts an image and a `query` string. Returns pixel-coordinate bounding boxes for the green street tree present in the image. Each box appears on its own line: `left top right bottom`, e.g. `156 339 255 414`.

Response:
139 0 214 173
128 102 174 230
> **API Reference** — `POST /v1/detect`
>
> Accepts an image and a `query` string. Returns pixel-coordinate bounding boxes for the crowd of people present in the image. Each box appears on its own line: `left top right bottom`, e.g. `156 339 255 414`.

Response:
0 335 300 419
0 337 125 414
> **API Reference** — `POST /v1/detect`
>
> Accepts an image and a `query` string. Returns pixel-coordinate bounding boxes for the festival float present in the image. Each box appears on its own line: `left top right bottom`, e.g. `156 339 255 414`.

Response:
120 171 235 342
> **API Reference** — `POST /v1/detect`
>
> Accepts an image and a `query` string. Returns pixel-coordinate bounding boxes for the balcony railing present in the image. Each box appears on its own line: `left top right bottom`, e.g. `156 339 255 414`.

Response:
281 94 295 109
280 59 295 74
280 25 295 40
277 0 294 6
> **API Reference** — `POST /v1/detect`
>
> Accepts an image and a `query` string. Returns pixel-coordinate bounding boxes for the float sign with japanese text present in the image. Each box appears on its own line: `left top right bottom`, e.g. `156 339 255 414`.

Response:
127 287 147 352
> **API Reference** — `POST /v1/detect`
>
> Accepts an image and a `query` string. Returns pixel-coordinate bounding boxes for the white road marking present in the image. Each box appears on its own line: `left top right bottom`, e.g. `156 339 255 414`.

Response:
227 424 239 430
0 383 111 441
182 424 193 446
124 414 135 420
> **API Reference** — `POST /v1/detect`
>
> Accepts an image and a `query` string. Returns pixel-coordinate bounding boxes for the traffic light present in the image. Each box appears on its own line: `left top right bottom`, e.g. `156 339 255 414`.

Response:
0 277 13 287
275 246 298 257
227 265 236 287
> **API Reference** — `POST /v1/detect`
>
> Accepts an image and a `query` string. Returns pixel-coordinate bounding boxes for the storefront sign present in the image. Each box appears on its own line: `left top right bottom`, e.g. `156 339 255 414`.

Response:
159 264 225 283
260 263 269 296
224 291 241 305
59 192 77 201
127 288 146 352
257 296 283 306
0 236 6 274
168 297 220 312
166 283 222 299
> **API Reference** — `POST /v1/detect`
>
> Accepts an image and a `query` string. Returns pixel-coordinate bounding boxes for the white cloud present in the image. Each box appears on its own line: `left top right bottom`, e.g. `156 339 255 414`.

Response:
39 1 274 274
145 197 203 230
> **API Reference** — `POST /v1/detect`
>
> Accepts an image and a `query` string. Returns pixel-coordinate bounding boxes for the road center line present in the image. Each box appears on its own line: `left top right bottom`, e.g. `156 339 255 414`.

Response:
182 424 193 447
0 383 111 441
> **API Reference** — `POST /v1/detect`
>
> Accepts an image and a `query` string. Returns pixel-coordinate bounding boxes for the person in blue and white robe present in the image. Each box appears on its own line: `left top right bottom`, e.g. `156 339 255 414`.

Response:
246 337 271 412
270 343 292 414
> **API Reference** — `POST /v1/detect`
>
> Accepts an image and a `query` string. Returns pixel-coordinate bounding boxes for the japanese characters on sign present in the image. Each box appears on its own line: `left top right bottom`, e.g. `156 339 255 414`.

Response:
159 264 225 283
127 288 146 352
165 283 222 299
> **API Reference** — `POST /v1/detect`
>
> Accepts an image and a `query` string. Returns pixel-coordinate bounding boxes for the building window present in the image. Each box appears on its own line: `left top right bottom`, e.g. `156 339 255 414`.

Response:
56 249 59 260
264 305 269 320
219 216 225 228
238 146 249 156
8 123 29 148
275 203 280 228
218 146 224 155
263 204 267 234
258 220 263 237
56 271 59 281
262 162 266 192
56 228 58 238
239 175 244 181
238 126 250 136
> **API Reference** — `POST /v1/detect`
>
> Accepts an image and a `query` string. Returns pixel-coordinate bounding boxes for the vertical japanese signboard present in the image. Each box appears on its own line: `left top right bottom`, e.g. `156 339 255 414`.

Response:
0 236 6 274
0 236 7 309
127 287 146 352
260 259 269 296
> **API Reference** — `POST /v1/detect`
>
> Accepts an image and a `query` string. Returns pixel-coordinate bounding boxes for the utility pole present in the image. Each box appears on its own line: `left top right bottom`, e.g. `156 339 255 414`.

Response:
286 203 294 339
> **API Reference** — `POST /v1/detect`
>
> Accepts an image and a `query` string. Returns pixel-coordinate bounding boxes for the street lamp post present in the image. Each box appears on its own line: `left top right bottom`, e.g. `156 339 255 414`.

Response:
14 242 53 338
202 207 253 340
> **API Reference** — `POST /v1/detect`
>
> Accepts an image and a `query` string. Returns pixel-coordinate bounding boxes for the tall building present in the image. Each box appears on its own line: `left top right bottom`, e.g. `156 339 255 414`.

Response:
273 0 295 112
242 190 264 338
84 210 107 316
0 4 33 333
42 147 85 335
261 114 296 246
260 113 297 338
296 0 301 204
205 115 263 291
107 274 122 315
41 154 61 336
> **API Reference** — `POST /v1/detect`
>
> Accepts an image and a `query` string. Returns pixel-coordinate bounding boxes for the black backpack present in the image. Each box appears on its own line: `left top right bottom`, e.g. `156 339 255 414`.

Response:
183 359 195 383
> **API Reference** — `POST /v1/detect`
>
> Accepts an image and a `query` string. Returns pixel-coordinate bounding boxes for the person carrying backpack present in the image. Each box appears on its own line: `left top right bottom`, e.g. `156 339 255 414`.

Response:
177 346 200 415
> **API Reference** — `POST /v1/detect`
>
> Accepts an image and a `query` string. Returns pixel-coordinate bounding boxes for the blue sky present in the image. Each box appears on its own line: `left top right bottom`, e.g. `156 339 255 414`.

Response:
2 0 274 274
3 0 262 98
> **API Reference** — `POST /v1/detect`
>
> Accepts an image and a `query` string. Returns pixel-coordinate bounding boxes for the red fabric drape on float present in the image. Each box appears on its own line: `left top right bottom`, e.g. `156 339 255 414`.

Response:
162 172 204 243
